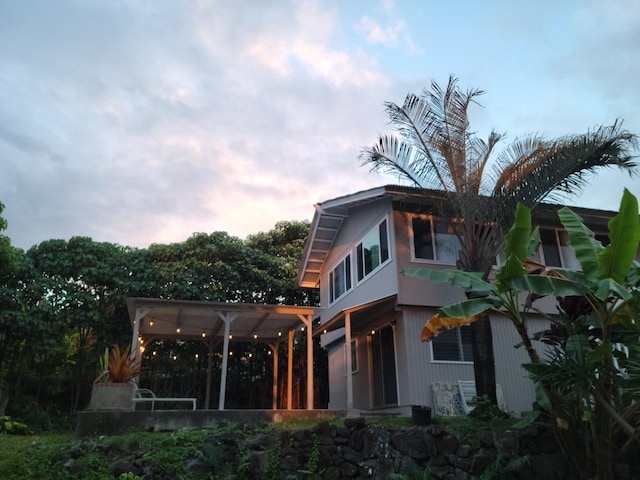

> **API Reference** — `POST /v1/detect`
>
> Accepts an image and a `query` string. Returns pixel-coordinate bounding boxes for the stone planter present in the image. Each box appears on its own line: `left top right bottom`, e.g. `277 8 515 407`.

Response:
88 383 134 411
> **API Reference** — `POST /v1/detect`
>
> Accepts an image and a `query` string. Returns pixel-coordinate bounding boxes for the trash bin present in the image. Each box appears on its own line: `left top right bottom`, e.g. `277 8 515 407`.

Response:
411 405 432 426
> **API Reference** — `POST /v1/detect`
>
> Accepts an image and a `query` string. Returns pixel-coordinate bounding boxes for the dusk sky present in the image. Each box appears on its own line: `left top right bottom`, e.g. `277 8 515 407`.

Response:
2 0 639 250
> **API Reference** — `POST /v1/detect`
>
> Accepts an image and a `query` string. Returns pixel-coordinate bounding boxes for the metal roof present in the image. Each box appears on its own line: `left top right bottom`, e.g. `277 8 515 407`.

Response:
127 298 316 344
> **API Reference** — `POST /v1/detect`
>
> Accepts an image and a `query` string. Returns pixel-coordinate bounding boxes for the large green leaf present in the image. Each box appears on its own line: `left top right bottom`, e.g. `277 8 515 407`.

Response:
599 189 640 283
439 297 503 318
558 206 602 283
592 278 633 302
403 268 493 295
496 203 531 284
502 275 590 297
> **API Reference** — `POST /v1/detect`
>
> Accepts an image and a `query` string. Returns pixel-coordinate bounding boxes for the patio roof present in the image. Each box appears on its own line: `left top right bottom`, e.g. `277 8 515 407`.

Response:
126 298 317 343
126 298 318 411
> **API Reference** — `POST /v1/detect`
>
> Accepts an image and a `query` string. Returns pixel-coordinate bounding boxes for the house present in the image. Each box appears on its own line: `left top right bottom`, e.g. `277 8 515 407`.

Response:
296 185 618 416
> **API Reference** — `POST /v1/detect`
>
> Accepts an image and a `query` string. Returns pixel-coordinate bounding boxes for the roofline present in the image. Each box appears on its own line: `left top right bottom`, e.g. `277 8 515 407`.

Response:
295 184 622 289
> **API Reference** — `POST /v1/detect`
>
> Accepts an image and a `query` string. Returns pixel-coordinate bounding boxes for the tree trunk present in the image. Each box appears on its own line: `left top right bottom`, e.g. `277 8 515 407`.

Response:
470 314 497 404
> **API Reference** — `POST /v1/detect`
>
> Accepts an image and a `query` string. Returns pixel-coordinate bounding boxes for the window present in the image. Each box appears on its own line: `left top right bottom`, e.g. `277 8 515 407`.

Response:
412 216 460 264
329 255 351 303
431 326 473 362
344 339 358 374
536 228 580 269
356 219 390 281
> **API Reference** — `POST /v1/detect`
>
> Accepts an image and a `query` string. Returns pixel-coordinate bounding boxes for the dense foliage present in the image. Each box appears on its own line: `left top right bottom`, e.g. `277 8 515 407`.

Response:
406 190 640 479
0 218 324 429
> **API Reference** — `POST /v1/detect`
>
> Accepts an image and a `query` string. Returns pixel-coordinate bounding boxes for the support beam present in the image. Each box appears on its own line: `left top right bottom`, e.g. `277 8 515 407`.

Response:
204 338 215 410
345 312 353 410
298 314 314 410
269 342 279 410
217 312 238 410
287 329 294 410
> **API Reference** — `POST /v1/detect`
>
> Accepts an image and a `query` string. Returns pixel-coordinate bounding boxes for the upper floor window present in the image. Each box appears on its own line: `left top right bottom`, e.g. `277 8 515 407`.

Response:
533 228 580 269
356 219 390 281
412 216 460 264
329 254 351 303
431 326 472 363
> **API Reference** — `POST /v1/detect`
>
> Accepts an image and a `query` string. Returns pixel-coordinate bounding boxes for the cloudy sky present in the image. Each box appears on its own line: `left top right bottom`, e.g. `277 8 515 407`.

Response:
1 0 639 250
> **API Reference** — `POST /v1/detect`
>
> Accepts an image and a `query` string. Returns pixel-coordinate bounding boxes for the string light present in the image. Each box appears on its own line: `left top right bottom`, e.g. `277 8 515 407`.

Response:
253 333 258 339
176 327 181 334
201 330 206 338
229 334 233 340
153 351 157 356
371 330 375 335
278 331 282 337
173 355 177 361
301 327 305 332
149 320 154 327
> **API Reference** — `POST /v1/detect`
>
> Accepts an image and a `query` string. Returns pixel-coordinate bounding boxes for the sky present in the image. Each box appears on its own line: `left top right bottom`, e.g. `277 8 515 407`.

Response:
1 0 639 251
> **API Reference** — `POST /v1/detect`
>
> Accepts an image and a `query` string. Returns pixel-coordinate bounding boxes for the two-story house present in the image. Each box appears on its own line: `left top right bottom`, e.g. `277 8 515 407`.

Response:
296 185 616 416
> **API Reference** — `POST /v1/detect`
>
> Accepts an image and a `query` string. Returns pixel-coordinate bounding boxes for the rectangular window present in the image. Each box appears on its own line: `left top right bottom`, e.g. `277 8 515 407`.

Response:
356 219 390 281
329 255 351 303
431 326 473 362
538 228 580 269
412 216 460 264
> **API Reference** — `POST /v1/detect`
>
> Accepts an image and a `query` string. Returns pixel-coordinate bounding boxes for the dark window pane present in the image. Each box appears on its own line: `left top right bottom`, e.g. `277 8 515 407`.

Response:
413 217 434 259
379 220 389 263
541 229 561 267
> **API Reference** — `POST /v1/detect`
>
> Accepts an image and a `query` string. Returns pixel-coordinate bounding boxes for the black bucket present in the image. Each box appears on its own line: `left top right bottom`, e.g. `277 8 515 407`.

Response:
411 405 432 426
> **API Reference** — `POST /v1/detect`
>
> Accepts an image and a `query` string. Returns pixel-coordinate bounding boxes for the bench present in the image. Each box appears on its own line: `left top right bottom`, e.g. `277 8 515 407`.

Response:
132 387 197 410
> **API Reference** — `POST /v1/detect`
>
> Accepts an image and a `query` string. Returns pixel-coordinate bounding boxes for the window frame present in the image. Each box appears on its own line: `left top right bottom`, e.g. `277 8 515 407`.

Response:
328 253 352 304
355 217 391 283
410 215 460 265
536 227 585 269
430 326 473 364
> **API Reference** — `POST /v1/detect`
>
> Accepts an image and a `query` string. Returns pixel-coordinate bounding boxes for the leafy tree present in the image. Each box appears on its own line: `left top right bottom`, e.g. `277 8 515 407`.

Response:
406 189 640 479
361 75 638 403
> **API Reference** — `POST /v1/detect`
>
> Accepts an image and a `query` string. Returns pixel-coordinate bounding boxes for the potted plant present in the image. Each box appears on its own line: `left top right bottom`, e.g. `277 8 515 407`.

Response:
88 344 141 410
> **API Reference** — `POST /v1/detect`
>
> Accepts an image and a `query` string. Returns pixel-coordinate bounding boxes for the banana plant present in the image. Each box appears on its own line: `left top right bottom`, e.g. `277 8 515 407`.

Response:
405 188 640 479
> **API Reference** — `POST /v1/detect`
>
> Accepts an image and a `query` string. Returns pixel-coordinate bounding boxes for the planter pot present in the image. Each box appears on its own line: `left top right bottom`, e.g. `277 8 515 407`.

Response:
411 405 432 426
88 383 134 411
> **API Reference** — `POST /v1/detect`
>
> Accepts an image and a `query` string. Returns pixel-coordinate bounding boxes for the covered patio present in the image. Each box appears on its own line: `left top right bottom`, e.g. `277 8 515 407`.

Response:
127 298 318 410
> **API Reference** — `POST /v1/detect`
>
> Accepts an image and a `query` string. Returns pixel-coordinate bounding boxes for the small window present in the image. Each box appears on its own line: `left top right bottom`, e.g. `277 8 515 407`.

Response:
412 216 460 264
356 219 390 281
431 326 473 362
538 228 579 269
329 255 351 303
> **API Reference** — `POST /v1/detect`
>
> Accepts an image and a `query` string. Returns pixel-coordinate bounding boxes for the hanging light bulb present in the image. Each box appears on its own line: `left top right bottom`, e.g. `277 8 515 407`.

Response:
278 331 282 337
149 319 154 327
201 330 206 338
229 334 233 340
176 327 181 334
253 333 258 339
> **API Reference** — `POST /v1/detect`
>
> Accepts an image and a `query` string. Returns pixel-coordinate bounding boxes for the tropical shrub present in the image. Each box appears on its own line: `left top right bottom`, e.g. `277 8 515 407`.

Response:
405 189 640 479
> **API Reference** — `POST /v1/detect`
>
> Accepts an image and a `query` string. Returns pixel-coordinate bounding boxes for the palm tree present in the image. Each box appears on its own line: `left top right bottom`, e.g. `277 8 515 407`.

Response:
360 75 638 404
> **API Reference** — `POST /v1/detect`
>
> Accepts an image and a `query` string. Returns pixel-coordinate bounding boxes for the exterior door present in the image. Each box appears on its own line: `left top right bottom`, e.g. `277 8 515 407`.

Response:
371 325 398 407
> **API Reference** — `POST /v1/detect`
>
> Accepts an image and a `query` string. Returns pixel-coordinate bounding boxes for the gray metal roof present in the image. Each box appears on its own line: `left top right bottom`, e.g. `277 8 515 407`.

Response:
127 297 316 343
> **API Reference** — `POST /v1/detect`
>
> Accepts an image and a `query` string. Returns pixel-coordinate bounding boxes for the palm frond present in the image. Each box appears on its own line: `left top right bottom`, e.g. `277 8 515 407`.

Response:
493 122 638 218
